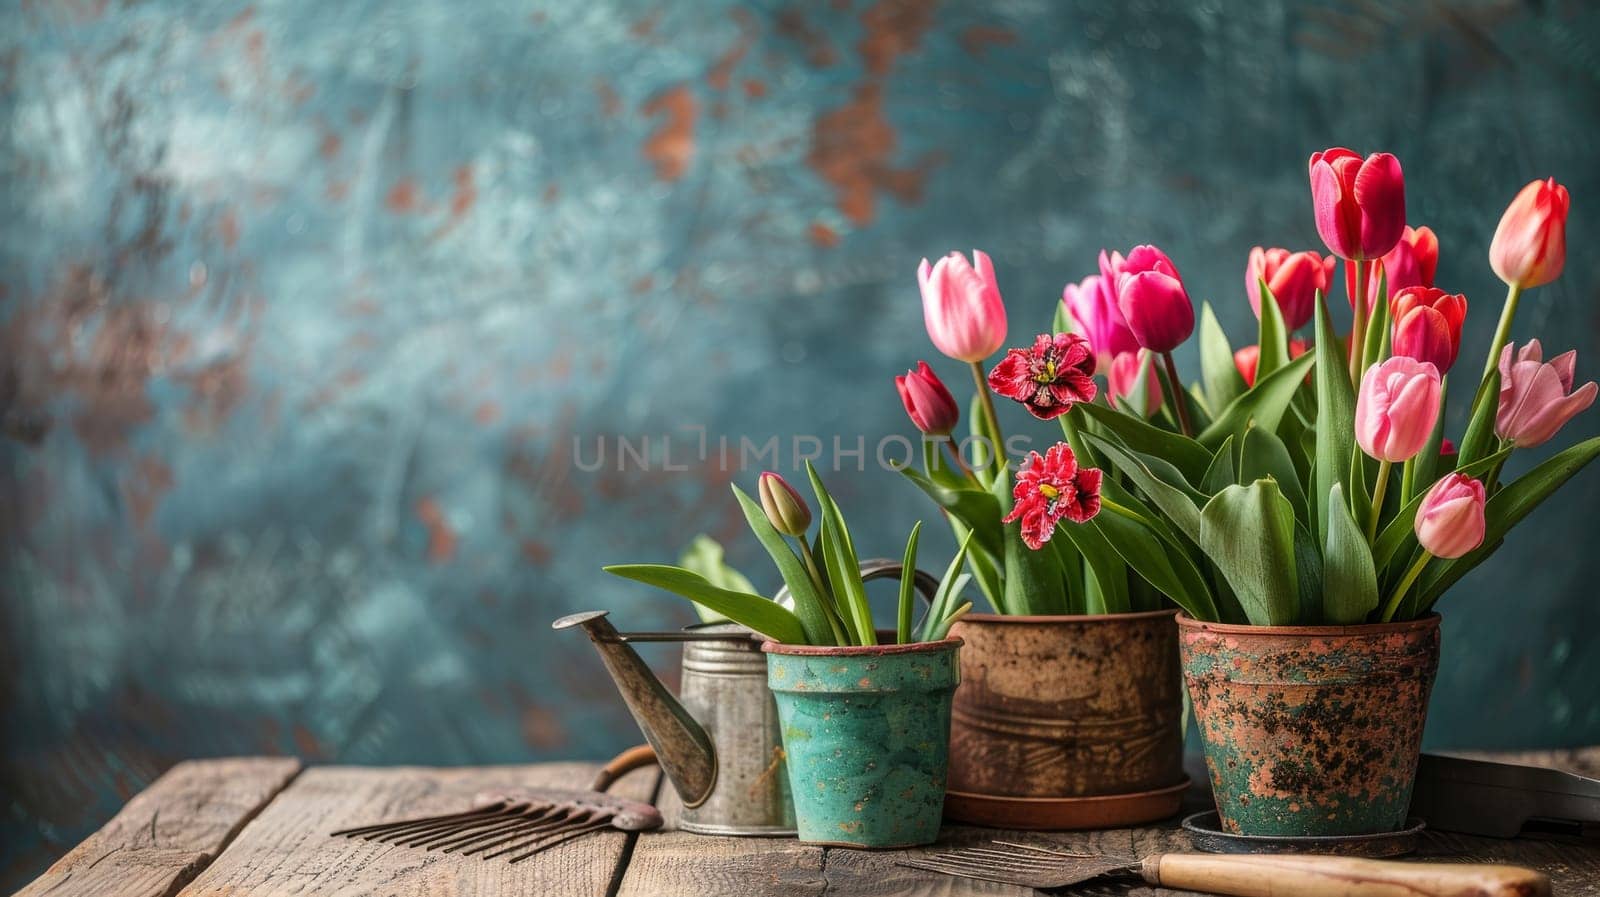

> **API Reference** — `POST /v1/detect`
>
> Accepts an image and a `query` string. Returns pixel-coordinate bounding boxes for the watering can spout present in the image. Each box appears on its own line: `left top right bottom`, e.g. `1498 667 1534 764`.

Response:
552 610 718 808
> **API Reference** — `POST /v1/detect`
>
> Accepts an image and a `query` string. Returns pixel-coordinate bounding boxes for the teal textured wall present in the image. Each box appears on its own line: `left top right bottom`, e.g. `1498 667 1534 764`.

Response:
3 0 1599 886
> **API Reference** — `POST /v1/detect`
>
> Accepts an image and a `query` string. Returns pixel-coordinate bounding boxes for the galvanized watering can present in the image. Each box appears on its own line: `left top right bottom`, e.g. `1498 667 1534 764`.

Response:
555 559 936 837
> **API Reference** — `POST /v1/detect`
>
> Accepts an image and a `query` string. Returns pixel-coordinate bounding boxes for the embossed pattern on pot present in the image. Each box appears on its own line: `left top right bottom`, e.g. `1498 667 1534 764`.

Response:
1179 614 1441 837
947 610 1185 800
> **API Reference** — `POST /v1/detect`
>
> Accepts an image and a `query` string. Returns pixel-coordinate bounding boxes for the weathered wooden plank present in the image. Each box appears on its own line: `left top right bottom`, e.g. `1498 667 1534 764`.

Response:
174 763 658 897
14 756 302 897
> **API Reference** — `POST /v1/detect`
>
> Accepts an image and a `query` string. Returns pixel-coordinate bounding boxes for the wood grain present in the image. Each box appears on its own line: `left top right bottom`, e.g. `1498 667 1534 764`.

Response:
14 757 302 897
173 762 658 897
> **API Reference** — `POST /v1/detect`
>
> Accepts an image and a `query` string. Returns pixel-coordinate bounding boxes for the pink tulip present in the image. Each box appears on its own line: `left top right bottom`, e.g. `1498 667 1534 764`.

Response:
1414 473 1486 559
1115 245 1193 353
1390 286 1467 373
895 361 960 435
1245 247 1332 331
918 250 1008 363
1368 225 1439 307
1496 340 1597 447
1062 260 1139 368
1107 350 1162 416
1309 148 1407 260
1355 356 1442 463
1490 178 1569 289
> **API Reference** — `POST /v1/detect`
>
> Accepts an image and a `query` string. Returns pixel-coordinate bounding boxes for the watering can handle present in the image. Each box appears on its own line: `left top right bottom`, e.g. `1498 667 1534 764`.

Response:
774 557 941 608
589 743 660 793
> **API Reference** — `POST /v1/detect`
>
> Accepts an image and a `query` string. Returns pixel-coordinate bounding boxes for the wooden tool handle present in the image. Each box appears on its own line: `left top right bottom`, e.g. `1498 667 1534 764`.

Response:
1143 853 1551 897
588 744 659 792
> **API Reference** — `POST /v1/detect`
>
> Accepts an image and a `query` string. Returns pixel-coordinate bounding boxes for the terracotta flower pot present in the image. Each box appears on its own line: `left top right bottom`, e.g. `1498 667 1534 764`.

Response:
763 637 961 849
944 610 1188 829
1178 613 1441 837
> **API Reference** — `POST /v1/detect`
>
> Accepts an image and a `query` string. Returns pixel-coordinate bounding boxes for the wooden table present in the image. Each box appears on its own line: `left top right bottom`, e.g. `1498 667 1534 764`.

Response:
15 752 1600 897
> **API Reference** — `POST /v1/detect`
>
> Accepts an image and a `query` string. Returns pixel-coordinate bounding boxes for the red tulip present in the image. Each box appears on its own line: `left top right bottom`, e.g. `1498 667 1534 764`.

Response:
918 250 1008 362
1107 350 1162 416
1001 443 1102 550
1414 473 1486 560
1245 247 1332 331
1062 258 1139 368
1355 356 1442 463
1390 286 1467 373
1114 245 1193 353
987 332 1097 420
1309 147 1407 260
895 361 959 435
1233 339 1310 387
1369 225 1438 307
1490 178 1569 289
1496 340 1597 447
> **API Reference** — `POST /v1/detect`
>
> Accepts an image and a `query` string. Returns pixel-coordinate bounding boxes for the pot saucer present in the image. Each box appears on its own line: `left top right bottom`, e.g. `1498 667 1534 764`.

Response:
1180 811 1425 857
944 778 1190 830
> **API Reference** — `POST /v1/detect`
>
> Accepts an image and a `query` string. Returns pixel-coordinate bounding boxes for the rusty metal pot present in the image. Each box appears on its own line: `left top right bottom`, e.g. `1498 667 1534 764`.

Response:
1178 613 1441 837
944 609 1187 829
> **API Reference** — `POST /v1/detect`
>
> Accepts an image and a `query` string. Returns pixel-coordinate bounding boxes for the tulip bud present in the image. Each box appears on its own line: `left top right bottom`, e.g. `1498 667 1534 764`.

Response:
1309 148 1406 260
1114 244 1194 353
918 250 1008 363
895 361 960 435
1246 247 1332 331
757 472 811 537
1355 356 1442 463
1490 178 1569 289
1495 340 1598 447
1414 473 1486 559
1390 286 1467 373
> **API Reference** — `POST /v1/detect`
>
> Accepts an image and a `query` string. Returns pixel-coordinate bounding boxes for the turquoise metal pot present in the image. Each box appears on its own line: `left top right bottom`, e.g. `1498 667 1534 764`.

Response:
763 636 962 848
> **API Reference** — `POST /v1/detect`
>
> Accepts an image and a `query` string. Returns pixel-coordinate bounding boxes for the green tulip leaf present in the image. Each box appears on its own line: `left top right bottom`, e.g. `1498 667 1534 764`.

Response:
1199 301 1245 414
1201 434 1239 495
1242 427 1309 524
1313 289 1357 545
1321 484 1379 624
896 521 922 645
807 462 874 646
1075 400 1213 483
733 486 840 646
1080 503 1219 621
1457 367 1502 468
677 534 758 624
922 532 977 642
1197 350 1317 450
1199 479 1300 626
898 467 1004 559
1255 278 1292 384
604 564 808 645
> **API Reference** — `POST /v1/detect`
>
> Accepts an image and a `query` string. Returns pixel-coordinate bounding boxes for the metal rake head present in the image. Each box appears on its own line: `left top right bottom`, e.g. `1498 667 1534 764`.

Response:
897 840 1138 889
331 787 663 864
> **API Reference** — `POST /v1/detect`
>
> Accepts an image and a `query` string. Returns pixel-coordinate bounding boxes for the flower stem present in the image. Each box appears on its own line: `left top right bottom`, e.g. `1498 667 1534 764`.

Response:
1161 352 1193 437
1347 258 1370 386
1380 550 1432 623
1481 282 1524 382
1367 458 1392 544
970 361 1006 475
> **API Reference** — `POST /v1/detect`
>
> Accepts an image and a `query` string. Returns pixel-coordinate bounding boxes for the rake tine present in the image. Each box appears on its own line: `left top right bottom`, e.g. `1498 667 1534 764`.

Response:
898 858 1031 886
397 808 531 848
480 814 602 860
459 810 590 856
331 802 509 838
439 809 568 854
504 820 612 863
954 846 1087 862
917 853 1068 874
362 805 525 843
431 808 559 852
992 839 1110 859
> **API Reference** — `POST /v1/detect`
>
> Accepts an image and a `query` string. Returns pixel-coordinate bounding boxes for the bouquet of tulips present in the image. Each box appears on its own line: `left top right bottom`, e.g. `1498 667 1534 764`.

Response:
905 151 1595 627
605 465 973 645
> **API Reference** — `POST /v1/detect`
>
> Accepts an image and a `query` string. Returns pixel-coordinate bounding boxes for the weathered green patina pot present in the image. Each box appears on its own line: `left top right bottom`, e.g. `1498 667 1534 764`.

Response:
763 636 961 848
1178 614 1440 837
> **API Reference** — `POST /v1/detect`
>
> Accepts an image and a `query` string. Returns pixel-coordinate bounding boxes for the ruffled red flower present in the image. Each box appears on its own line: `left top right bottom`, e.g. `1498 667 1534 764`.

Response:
986 333 1097 420
1001 443 1102 550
